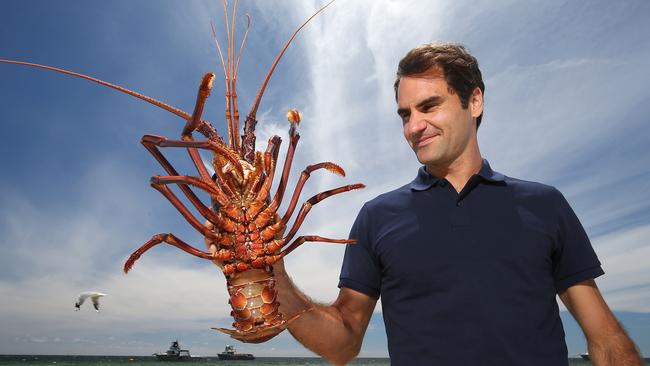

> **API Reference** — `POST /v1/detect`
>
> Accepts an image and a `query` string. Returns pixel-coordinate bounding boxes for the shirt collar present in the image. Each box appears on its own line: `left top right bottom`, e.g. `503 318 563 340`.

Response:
477 158 506 183
410 158 506 191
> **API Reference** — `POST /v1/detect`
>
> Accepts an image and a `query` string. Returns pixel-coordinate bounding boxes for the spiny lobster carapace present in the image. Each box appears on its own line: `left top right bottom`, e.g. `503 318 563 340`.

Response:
0 0 363 343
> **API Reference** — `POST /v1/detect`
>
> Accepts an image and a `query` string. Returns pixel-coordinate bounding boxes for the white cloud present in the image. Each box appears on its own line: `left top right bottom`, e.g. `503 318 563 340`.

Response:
1 0 649 357
592 224 650 312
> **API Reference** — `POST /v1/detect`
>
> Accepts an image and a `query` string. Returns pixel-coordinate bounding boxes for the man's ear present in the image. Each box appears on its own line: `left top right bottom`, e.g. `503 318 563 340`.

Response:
469 87 483 119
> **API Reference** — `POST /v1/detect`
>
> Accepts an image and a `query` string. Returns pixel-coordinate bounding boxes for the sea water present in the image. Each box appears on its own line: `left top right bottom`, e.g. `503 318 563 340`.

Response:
1 356 385 366
0 355 623 365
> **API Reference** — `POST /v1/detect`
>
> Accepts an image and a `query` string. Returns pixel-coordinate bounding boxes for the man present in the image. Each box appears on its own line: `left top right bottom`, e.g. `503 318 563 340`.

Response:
211 43 644 365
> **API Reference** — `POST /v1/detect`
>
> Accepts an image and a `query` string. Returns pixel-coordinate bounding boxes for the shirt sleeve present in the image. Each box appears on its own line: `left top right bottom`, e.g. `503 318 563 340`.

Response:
551 189 605 293
338 203 381 299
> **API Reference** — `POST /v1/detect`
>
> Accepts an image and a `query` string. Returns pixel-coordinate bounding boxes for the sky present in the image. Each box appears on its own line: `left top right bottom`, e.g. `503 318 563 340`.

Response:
1 0 649 359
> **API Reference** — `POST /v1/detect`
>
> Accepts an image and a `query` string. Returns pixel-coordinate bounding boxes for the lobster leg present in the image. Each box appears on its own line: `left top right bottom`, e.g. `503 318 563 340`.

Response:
185 145 212 182
151 175 243 221
281 183 366 244
245 135 282 196
123 233 230 273
264 136 282 179
150 183 223 239
212 155 238 198
268 127 300 210
280 162 345 225
182 73 214 138
256 136 282 196
279 235 354 258
252 162 343 230
245 137 282 219
141 137 222 222
243 152 265 196
151 175 229 206
251 234 352 268
142 134 244 177
255 182 365 246
257 235 355 266
182 73 216 183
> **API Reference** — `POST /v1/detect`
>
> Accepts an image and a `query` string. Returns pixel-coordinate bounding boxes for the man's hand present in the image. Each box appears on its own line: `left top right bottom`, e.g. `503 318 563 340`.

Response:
559 279 644 365
274 261 378 365
204 220 224 269
204 219 375 364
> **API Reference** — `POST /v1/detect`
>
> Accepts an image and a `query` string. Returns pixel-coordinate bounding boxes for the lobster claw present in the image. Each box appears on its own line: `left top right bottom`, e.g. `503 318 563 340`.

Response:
212 311 304 343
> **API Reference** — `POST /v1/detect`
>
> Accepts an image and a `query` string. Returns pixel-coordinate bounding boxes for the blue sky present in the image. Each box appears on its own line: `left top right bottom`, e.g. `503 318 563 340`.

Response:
1 0 649 359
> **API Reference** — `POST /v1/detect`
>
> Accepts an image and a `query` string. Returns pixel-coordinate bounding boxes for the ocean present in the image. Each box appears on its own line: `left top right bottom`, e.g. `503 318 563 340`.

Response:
0 355 617 365
1 356 385 366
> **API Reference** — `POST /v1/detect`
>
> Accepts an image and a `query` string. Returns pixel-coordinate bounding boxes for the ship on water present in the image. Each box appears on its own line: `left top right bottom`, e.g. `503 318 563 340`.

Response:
217 345 255 360
154 340 203 361
580 351 590 361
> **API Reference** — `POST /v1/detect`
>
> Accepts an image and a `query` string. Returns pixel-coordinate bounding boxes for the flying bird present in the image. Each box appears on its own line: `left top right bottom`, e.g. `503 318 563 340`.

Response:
74 292 107 312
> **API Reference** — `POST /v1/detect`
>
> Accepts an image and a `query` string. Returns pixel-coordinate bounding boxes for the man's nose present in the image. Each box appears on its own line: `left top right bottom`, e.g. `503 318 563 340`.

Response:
406 111 427 135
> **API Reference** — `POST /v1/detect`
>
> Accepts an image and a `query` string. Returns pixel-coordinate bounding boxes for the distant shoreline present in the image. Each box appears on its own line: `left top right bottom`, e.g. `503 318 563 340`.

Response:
0 355 389 358
2 354 648 361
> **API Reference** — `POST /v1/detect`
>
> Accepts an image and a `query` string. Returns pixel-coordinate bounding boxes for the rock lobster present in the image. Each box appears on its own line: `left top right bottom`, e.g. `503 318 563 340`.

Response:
0 0 363 343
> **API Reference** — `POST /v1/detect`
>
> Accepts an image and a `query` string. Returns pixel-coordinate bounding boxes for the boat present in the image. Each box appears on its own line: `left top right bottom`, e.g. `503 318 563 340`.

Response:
154 340 203 361
580 351 590 361
217 345 255 360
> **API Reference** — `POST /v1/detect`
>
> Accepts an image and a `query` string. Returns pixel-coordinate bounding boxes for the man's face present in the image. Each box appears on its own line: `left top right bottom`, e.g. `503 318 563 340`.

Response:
397 70 482 168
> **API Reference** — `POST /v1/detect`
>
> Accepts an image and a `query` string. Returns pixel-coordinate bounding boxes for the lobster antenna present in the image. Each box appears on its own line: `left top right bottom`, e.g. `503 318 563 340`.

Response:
234 15 251 78
0 59 223 140
229 0 241 153
210 21 228 83
0 59 193 121
210 20 233 146
231 13 251 154
222 0 235 148
230 0 238 82
240 0 335 163
246 0 336 119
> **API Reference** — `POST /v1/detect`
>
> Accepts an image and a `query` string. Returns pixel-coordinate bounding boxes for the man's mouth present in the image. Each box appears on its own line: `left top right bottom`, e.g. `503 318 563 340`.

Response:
416 134 439 147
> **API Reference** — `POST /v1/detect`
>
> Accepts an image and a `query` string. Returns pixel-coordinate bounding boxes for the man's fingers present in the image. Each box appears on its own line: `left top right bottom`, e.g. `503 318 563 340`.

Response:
204 220 224 269
208 244 224 269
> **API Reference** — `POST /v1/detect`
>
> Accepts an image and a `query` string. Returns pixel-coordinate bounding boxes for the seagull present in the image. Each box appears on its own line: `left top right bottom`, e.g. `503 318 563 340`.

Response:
75 292 107 312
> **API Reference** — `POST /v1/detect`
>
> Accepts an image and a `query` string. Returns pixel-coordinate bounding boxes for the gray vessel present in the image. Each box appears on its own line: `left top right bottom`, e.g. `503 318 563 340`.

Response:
217 345 255 360
154 340 203 361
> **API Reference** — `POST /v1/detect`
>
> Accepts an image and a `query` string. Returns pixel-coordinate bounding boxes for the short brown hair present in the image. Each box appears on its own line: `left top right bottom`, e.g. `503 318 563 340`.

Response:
394 42 485 129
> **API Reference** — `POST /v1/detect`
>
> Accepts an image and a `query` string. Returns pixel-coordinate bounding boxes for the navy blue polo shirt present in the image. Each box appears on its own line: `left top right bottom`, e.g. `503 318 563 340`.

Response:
339 159 604 365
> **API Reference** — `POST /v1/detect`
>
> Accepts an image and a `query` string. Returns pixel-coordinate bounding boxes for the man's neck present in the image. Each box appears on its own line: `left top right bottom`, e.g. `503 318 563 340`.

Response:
426 155 483 194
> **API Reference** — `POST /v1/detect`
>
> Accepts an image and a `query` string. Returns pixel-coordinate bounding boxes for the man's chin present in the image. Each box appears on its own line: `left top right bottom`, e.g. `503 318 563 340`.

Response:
415 153 441 167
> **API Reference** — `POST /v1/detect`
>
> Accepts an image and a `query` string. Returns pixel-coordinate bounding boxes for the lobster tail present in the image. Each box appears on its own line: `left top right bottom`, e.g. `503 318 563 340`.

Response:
213 271 305 343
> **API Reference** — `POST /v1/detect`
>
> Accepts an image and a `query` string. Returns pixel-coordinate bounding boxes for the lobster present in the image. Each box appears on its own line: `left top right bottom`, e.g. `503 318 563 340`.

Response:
0 0 363 343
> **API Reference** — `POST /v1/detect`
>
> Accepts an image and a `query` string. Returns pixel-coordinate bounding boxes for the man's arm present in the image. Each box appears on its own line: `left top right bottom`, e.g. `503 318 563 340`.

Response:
559 279 644 365
205 222 377 364
274 260 377 365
